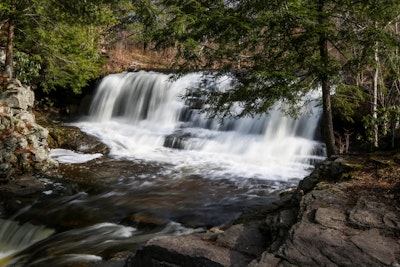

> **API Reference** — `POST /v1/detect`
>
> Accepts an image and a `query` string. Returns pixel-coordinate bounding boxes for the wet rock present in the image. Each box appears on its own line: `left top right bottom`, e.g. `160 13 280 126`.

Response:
47 124 109 154
262 208 298 252
0 173 46 196
247 252 285 267
131 214 170 227
163 131 191 149
0 173 47 215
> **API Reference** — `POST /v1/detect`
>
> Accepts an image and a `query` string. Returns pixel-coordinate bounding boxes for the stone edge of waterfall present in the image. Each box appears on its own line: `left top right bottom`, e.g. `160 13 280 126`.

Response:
128 156 400 267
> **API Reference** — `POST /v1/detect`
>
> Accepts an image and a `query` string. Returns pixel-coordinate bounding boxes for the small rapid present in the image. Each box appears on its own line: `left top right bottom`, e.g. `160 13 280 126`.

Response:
0 219 54 266
76 71 325 180
0 71 326 266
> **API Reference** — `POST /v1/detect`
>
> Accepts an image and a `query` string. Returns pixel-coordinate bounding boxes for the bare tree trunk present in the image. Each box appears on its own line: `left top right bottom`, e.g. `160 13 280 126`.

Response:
394 22 400 148
5 11 15 79
372 43 379 147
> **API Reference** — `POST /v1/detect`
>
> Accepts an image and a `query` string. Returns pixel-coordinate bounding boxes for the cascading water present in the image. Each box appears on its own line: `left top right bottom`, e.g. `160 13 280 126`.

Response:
0 219 54 265
1 71 326 266
77 71 325 180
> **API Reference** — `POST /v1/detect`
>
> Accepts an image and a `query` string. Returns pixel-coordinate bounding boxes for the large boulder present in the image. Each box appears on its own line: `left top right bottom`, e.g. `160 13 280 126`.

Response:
0 79 57 179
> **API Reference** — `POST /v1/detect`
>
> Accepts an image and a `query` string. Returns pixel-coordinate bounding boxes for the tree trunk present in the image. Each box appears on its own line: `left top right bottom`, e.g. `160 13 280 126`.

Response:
318 0 337 157
321 72 337 156
5 14 15 79
372 43 379 147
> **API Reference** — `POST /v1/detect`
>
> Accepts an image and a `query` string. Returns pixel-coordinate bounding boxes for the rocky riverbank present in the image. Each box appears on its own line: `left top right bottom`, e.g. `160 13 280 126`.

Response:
2 149 398 266
129 155 400 267
0 82 399 266
0 78 57 180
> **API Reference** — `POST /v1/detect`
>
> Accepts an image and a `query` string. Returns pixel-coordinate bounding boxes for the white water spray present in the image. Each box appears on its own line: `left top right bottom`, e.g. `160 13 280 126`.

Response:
75 71 325 180
0 219 54 264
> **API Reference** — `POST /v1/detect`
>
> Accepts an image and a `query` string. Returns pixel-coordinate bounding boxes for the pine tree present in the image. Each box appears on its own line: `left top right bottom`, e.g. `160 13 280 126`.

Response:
147 0 400 156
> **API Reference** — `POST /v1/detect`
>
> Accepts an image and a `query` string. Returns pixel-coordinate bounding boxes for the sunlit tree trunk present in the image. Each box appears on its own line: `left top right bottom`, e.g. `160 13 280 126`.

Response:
5 6 16 79
395 22 400 148
372 42 379 148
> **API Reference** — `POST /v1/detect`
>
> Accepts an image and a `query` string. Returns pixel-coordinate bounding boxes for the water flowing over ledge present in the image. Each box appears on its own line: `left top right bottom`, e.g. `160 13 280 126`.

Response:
74 71 326 181
1 71 328 266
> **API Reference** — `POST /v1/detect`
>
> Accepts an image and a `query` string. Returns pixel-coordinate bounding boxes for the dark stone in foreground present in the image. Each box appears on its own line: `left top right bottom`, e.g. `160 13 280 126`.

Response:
130 222 265 267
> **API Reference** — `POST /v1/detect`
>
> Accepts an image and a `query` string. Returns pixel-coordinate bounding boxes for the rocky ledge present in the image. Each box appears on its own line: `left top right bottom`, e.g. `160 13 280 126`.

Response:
129 156 400 267
0 79 58 179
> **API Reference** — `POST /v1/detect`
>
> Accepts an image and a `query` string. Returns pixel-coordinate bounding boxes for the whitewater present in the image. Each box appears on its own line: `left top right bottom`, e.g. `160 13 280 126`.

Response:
72 71 326 182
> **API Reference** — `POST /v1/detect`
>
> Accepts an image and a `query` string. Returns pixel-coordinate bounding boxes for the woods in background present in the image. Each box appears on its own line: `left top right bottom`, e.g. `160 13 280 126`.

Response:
1 0 400 151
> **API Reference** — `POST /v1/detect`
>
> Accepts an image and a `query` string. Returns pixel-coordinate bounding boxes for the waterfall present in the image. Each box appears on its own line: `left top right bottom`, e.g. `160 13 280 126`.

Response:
76 71 326 180
0 219 54 264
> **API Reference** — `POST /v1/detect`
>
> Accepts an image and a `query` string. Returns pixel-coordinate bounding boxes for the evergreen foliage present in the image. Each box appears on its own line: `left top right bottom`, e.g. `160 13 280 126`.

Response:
0 0 131 93
2 0 400 151
145 0 400 153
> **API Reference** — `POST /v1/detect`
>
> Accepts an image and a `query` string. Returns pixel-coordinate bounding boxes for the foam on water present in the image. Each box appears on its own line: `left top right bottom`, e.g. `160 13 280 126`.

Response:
50 148 103 164
6 220 200 266
73 71 326 181
0 219 54 264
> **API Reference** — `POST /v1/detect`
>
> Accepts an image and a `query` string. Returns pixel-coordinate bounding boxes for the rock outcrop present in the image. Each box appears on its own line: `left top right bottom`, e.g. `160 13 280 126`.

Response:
252 182 400 267
0 79 57 179
130 157 400 267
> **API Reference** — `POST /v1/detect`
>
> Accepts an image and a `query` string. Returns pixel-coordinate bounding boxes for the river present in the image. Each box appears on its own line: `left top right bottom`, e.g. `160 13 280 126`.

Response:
0 71 326 266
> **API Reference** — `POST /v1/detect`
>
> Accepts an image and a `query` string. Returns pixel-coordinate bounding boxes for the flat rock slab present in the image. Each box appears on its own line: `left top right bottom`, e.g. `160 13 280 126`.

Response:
130 220 267 267
131 234 253 267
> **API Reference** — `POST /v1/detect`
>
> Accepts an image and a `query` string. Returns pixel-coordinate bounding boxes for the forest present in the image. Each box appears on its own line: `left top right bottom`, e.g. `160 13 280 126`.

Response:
1 1 400 266
1 0 400 154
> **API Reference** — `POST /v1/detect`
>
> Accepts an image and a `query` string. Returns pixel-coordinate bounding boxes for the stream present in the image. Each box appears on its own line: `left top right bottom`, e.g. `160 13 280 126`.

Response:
0 71 326 266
